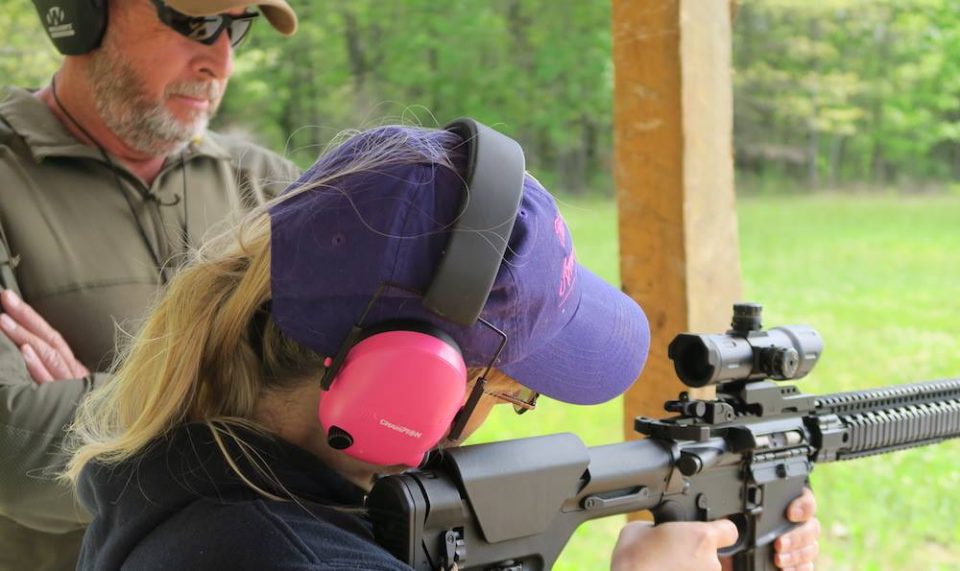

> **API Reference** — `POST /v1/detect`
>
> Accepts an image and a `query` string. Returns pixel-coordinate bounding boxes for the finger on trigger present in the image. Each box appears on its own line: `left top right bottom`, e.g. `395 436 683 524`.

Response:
712 519 740 548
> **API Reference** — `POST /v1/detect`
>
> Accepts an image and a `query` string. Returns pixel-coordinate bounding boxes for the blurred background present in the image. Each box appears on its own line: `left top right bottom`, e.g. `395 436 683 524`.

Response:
2 0 958 569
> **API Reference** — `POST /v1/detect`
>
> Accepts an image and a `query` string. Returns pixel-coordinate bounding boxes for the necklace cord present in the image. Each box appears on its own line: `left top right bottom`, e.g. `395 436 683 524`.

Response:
50 74 192 284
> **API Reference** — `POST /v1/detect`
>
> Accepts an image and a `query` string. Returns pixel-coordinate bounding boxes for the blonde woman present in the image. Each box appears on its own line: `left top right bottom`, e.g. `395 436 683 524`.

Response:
66 124 819 570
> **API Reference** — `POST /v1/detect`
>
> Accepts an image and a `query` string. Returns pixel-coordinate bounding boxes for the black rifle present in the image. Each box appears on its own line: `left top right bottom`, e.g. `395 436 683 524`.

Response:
366 303 960 570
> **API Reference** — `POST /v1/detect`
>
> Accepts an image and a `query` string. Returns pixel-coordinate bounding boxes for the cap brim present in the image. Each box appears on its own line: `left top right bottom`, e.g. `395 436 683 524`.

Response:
500 266 650 405
166 0 298 36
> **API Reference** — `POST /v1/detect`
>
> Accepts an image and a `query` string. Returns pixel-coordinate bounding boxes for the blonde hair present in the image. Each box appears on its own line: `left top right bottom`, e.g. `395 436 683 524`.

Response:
64 125 466 487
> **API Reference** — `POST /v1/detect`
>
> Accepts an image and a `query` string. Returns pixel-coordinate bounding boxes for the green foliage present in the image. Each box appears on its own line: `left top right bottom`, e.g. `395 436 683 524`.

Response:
219 0 613 192
735 0 960 189
0 1 60 88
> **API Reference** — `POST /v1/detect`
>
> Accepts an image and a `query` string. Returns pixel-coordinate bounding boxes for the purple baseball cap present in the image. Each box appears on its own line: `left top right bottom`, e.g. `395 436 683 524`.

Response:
269 126 649 405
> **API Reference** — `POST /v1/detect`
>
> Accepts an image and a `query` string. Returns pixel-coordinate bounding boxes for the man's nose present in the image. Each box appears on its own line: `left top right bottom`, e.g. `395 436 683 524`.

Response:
193 31 234 80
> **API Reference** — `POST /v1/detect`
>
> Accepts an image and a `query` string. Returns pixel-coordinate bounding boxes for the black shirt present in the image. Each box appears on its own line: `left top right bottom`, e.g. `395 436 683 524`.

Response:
77 422 410 570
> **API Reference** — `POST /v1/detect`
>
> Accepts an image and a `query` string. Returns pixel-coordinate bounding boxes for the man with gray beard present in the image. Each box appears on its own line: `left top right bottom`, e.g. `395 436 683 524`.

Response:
0 2 300 569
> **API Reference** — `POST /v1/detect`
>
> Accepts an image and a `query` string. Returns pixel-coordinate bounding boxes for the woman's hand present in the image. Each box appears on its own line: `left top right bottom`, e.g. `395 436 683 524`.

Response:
611 519 739 571
773 487 820 570
613 487 819 571
720 487 821 571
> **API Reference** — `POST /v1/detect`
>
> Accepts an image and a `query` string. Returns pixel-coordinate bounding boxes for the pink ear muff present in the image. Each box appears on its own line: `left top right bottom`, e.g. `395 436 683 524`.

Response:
319 329 467 466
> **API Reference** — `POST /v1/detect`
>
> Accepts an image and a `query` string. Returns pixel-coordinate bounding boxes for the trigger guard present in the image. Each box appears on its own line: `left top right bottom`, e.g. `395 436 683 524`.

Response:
717 514 749 557
717 516 803 558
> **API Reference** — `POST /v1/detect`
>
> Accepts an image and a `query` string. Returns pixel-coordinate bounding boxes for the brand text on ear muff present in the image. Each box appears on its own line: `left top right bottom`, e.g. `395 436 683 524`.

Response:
31 0 109 55
379 419 423 439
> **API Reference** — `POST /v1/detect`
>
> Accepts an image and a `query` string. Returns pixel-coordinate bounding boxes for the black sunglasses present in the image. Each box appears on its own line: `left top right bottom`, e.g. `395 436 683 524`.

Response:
151 1 259 48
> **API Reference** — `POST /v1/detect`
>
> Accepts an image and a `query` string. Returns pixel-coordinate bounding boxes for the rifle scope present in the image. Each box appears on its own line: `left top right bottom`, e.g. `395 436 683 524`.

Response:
668 303 823 388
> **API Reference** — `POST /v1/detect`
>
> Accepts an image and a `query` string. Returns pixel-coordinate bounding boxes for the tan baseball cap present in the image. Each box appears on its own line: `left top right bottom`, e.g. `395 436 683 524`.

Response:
165 1 298 36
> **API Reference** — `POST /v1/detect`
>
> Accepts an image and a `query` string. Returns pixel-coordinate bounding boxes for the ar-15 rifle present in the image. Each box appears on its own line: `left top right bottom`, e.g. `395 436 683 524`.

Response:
366 303 960 570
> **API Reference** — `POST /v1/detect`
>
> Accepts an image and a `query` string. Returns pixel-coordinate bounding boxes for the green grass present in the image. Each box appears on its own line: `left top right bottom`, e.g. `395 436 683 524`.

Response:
470 193 960 571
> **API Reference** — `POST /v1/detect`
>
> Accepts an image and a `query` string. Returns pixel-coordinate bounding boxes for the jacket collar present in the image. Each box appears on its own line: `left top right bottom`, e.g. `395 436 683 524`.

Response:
78 422 368 514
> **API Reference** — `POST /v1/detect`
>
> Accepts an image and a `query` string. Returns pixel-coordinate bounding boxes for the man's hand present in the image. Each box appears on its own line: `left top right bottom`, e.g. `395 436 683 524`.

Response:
612 519 739 571
0 289 89 383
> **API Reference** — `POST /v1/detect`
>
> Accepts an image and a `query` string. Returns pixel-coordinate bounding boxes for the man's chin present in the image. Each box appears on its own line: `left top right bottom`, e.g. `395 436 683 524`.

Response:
160 102 211 134
162 119 209 151
132 131 200 157
114 109 210 156
174 113 210 136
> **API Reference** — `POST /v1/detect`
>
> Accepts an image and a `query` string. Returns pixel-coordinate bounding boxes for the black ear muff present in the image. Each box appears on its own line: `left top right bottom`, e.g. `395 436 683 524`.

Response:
32 0 109 56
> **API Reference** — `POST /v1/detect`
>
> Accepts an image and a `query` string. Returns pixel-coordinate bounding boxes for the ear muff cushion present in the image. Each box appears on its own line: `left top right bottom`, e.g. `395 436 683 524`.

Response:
319 330 467 466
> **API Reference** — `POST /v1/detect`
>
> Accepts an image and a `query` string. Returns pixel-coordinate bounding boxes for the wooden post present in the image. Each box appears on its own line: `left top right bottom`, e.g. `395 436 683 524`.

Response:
613 0 742 435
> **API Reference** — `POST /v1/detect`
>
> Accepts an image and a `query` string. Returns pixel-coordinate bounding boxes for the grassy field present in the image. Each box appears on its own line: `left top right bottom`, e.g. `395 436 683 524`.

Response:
470 193 960 570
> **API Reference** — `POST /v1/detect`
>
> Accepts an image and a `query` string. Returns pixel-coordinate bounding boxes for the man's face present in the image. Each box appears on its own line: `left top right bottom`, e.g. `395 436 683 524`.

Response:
85 0 243 155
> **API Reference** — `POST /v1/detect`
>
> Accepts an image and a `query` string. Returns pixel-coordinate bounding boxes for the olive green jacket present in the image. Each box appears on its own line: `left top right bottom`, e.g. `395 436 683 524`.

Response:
0 86 299 571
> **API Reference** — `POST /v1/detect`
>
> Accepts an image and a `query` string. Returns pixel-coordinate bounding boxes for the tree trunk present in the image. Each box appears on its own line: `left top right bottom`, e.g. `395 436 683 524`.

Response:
342 9 367 94
827 135 846 188
807 19 821 191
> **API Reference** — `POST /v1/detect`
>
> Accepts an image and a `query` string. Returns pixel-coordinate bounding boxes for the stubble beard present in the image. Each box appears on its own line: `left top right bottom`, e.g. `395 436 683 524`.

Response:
86 40 222 157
